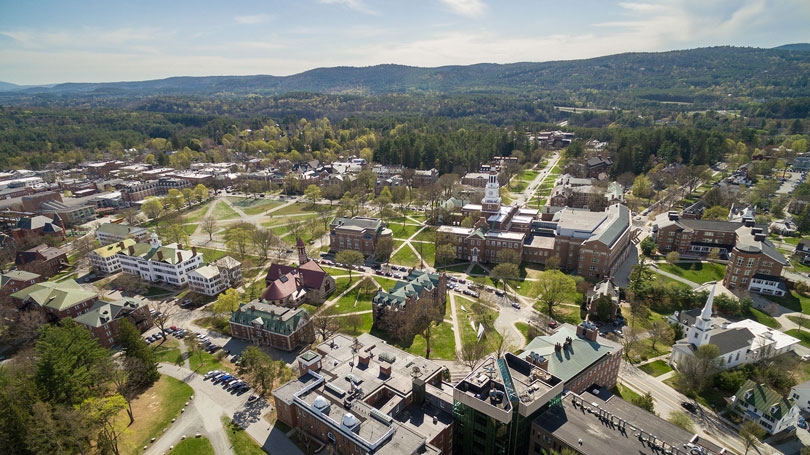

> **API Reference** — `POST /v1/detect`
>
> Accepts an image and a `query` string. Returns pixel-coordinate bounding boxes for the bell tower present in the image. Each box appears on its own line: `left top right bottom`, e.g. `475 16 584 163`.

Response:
296 237 308 266
693 282 716 347
481 171 502 214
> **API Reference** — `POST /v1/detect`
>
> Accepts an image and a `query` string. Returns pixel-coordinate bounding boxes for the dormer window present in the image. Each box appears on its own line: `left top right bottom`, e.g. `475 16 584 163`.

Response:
744 390 753 401
770 405 779 416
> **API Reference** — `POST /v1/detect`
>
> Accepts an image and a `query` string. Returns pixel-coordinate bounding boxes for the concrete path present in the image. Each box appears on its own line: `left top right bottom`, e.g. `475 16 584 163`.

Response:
448 293 464 359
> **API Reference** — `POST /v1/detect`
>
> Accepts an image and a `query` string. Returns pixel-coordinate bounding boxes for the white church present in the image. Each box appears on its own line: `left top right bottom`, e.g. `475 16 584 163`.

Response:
668 283 799 370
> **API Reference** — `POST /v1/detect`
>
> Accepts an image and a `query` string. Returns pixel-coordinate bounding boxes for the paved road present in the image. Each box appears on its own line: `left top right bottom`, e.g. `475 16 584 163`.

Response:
147 363 304 455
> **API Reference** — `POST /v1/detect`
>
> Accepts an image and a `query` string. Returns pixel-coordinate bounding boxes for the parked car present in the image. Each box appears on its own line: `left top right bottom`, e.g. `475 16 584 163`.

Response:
247 394 260 403
548 320 559 329
681 401 697 414
511 302 521 309
205 370 222 380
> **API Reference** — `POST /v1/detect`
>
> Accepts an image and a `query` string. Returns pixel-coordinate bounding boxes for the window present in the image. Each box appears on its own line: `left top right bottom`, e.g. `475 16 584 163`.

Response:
736 257 744 266
747 258 755 267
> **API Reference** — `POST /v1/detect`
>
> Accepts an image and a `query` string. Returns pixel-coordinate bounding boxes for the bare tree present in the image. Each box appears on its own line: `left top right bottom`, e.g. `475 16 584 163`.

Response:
151 300 180 338
251 228 275 262
201 216 217 242
489 328 516 360
312 306 341 342
459 340 486 371
647 320 674 352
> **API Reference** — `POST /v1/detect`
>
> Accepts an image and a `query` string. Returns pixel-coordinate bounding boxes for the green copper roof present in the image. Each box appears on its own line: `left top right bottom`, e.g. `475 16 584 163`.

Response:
11 279 98 312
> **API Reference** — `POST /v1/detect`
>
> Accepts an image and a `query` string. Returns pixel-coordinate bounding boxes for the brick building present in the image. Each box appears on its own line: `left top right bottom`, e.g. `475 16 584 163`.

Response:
273 333 454 455
15 244 69 279
521 322 623 395
412 168 439 187
229 301 313 351
724 225 788 296
73 297 153 348
117 177 190 203
372 270 447 340
460 172 489 187
652 213 742 258
11 279 99 321
95 222 150 245
12 214 65 242
0 270 41 307
329 217 393 257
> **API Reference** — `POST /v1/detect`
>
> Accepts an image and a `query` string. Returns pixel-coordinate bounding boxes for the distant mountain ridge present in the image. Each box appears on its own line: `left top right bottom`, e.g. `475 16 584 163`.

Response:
2 46 810 104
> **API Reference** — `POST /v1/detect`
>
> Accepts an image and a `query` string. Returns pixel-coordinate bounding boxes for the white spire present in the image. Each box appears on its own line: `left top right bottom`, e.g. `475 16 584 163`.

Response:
700 282 717 321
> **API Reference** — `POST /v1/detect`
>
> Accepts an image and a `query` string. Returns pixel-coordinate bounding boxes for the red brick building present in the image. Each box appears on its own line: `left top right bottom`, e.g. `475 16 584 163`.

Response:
11 279 99 321
329 217 393 257
229 301 313 351
651 213 741 258
372 269 447 340
73 298 153 348
0 270 41 308
15 244 69 279
724 225 788 296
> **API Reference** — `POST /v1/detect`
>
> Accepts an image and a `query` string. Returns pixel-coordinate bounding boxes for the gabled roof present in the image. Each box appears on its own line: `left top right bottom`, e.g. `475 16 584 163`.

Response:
230 301 310 335
15 215 63 233
11 279 98 311
708 327 754 355
523 324 620 383
73 298 148 328
91 238 137 258
373 269 441 309
736 379 794 420
265 260 330 291
0 270 40 289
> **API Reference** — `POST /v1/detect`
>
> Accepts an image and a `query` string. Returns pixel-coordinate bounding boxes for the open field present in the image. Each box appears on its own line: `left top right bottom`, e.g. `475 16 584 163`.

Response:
212 202 240 220
168 437 214 455
222 417 267 455
655 262 726 285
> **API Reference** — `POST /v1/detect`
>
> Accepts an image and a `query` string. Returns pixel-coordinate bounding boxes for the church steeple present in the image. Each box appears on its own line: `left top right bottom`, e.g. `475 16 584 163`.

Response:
481 171 502 214
693 282 716 347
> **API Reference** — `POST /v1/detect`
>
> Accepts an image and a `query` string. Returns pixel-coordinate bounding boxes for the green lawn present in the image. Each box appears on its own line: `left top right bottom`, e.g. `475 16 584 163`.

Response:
791 259 810 274
151 339 183 364
338 312 374 336
391 245 421 268
417 242 435 267
389 223 421 239
650 272 693 290
509 181 528 193
745 307 780 328
232 198 284 215
518 170 539 181
333 277 354 296
118 376 194 455
515 322 530 341
222 417 267 455
638 359 674 377
406 322 456 360
765 289 810 313
412 228 436 242
436 263 470 273
333 286 374 313
374 276 399 290
183 201 213 223
168 437 214 455
470 264 489 276
183 224 197 235
197 247 230 263
655 262 726 285
187 348 231 375
612 384 642 402
212 201 240 220
786 329 810 348
271 203 320 216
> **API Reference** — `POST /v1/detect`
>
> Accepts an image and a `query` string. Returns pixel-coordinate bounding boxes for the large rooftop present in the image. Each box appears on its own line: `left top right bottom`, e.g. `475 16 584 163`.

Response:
522 323 621 384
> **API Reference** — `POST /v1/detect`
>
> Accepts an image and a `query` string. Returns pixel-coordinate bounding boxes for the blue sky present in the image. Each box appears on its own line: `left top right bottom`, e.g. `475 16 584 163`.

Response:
1 0 808 85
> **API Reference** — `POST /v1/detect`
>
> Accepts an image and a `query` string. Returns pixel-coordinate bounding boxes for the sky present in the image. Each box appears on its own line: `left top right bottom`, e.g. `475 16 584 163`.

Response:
1 0 809 85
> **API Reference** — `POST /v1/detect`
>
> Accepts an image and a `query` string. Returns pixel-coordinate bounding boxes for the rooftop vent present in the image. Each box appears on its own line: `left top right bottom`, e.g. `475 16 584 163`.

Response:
313 395 329 411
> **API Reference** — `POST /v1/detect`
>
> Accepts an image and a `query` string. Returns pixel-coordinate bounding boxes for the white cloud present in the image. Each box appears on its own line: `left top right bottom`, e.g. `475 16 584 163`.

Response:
234 14 271 25
439 0 486 18
318 0 377 15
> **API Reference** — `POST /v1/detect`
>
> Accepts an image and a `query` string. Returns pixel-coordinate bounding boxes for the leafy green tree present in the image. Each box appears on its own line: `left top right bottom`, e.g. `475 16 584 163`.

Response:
640 236 656 256
141 196 163 219
335 249 364 282
491 263 520 291
665 251 680 264
79 394 127 455
535 270 577 320
212 288 241 319
374 236 394 262
632 174 653 199
674 343 722 394
193 183 208 203
304 184 321 206
165 188 185 212
117 319 159 390
225 226 253 260
35 319 111 405
702 205 730 220
631 391 655 414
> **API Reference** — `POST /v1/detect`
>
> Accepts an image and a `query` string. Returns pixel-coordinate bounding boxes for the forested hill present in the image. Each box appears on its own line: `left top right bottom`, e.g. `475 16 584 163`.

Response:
2 46 810 107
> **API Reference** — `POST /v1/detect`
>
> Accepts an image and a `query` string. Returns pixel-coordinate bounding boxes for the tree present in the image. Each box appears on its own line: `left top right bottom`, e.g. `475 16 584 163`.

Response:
702 205 730 221
640 236 656 256
211 288 240 319
631 391 655 414
141 197 163 219
647 320 674 351
535 270 577 320
668 411 695 432
79 394 128 455
225 226 253 260
193 183 208 203
497 249 521 266
740 420 766 455
708 248 721 260
374 236 394 262
489 328 516 360
335 250 364 282
675 343 722 394
161 222 189 246
312 306 341 342
165 188 186 212
342 313 363 335
238 346 294 396
665 251 680 264
458 340 486 371
150 300 179 338
117 319 159 391
620 324 642 360
545 255 560 270
201 215 217 242
304 184 321 206
491 263 520 292
408 302 443 359
183 335 206 369
251 228 276 262
35 319 111 405
632 174 653 199
591 295 614 322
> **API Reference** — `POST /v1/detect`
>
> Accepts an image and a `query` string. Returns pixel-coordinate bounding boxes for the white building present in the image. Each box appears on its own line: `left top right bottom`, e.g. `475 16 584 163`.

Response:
95 222 149 245
117 234 203 286
732 379 800 435
188 256 243 297
669 283 798 370
88 239 137 275
790 380 810 414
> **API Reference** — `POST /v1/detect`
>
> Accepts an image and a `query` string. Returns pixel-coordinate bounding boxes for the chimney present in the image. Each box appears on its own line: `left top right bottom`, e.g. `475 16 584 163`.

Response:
118 241 124 249
157 250 163 261
585 327 597 342
358 354 370 367
128 245 134 255
744 218 755 227
576 325 585 338
192 246 197 257
178 243 183 250
380 364 392 377
177 251 183 262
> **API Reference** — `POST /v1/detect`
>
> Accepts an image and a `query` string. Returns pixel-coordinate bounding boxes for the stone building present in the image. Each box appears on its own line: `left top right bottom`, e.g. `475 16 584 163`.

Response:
74 297 153 348
329 217 393 257
229 301 313 351
15 244 69 279
11 279 99 321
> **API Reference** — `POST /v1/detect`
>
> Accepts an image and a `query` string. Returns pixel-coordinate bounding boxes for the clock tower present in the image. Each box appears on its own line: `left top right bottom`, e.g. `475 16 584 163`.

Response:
481 171 501 214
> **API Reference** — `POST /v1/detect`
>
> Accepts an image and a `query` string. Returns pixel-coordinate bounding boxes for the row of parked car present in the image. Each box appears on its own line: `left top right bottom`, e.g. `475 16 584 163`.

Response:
203 370 251 395
196 333 222 353
143 326 187 343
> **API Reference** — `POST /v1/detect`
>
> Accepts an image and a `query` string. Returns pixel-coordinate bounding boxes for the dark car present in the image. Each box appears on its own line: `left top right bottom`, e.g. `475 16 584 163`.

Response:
548 320 559 329
681 401 697 413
